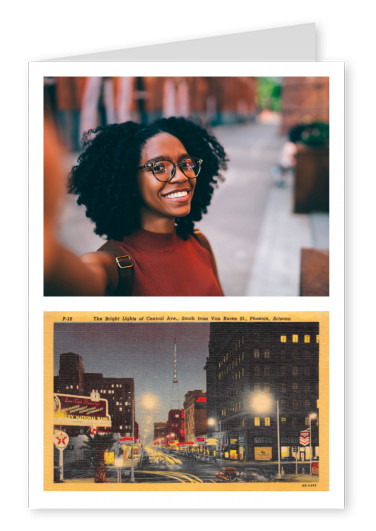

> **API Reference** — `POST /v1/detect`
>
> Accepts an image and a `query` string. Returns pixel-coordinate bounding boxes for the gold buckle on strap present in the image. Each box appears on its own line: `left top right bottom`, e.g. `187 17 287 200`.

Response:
115 255 133 269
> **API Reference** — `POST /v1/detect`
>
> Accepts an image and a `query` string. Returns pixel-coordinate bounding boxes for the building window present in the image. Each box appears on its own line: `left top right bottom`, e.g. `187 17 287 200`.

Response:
304 400 310 408
304 335 310 343
316 335 320 343
254 349 260 358
292 367 299 376
264 350 270 359
292 383 299 391
264 383 270 392
280 383 287 393
304 367 311 377
281 417 287 423
264 367 270 376
292 399 299 408
265 417 271 427
281 335 286 343
292 334 298 343
254 383 261 391
304 383 310 392
280 366 286 376
280 399 287 408
254 417 260 426
254 366 260 376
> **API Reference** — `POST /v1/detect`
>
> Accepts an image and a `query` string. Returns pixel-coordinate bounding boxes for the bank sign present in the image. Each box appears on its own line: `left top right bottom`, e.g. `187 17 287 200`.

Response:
54 393 112 427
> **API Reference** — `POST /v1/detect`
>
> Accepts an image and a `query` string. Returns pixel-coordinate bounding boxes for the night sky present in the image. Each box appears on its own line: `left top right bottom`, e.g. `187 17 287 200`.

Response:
54 322 210 443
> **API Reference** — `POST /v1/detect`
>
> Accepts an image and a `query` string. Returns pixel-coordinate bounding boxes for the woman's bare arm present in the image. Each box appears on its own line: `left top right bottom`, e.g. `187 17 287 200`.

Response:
44 227 118 295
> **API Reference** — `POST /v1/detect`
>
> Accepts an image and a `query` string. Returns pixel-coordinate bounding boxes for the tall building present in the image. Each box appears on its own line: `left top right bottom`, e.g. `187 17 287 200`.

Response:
183 390 207 443
54 352 136 437
205 323 319 462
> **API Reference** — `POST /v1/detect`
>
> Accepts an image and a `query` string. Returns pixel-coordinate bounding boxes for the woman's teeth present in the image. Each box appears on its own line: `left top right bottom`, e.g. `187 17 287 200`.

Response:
165 191 188 199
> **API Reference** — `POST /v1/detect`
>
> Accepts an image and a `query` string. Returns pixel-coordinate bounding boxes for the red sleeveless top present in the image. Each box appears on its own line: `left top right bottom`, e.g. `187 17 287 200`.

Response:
113 228 223 296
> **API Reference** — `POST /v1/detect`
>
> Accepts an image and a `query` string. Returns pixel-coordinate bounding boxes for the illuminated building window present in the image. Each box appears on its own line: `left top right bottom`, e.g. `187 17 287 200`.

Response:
119 407 122 411
292 334 298 343
70 385 73 389
254 417 260 426
264 383 270 392
281 335 286 343
254 349 260 358
292 367 299 376
265 417 271 426
281 417 287 423
111 384 114 388
316 335 319 343
242 367 244 377
304 335 310 343
292 383 299 391
264 350 270 359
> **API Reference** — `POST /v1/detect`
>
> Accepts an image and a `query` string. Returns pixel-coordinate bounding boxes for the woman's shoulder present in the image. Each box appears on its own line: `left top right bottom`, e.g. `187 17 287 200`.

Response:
191 229 213 254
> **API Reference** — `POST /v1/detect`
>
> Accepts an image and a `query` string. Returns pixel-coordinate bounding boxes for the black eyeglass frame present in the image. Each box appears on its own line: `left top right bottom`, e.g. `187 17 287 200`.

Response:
138 156 203 182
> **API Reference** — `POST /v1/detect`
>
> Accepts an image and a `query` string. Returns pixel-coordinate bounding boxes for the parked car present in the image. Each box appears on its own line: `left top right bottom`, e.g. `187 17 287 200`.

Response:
216 467 238 481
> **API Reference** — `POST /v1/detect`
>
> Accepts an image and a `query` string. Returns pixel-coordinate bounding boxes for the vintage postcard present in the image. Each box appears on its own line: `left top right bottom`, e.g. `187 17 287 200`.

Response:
42 311 329 502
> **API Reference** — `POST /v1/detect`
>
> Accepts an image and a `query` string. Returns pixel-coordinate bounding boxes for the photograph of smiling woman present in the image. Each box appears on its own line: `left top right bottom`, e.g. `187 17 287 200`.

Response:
48 117 228 296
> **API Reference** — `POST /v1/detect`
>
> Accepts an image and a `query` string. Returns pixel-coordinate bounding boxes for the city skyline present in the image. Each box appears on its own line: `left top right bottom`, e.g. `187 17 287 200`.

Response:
54 322 210 442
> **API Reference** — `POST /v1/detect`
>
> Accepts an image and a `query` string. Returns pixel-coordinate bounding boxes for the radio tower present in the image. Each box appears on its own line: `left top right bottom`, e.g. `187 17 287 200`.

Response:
170 338 180 410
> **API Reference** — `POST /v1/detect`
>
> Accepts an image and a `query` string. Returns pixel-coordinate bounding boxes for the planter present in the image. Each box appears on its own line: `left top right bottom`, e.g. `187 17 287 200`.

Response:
293 143 329 214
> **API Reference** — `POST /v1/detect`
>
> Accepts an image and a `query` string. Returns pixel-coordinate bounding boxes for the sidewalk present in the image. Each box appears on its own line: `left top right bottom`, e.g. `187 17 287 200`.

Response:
245 173 329 296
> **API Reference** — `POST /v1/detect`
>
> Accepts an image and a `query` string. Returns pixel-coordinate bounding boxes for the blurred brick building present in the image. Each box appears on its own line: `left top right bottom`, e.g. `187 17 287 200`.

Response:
280 77 329 135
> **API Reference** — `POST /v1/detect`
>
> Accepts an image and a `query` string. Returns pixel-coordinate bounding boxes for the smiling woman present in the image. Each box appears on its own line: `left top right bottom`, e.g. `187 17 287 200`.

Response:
45 117 228 296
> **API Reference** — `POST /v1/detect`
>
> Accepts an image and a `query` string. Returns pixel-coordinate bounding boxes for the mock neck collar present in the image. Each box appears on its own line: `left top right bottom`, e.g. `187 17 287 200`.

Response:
121 227 179 252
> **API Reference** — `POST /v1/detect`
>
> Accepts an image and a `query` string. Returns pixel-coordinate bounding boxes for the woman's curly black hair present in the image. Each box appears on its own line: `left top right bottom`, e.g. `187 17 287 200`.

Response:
68 116 228 240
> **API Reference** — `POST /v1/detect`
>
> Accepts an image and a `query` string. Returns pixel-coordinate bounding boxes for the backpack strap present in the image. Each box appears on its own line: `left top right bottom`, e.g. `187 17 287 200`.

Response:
97 241 134 296
193 229 223 295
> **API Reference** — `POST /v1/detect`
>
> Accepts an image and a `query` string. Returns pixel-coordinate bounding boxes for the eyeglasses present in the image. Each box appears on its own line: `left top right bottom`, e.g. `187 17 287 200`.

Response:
138 156 203 182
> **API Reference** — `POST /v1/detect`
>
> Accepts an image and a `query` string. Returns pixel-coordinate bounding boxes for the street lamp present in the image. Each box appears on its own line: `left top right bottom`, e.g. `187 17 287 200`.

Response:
309 412 317 476
207 417 222 464
131 392 158 483
249 391 281 479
